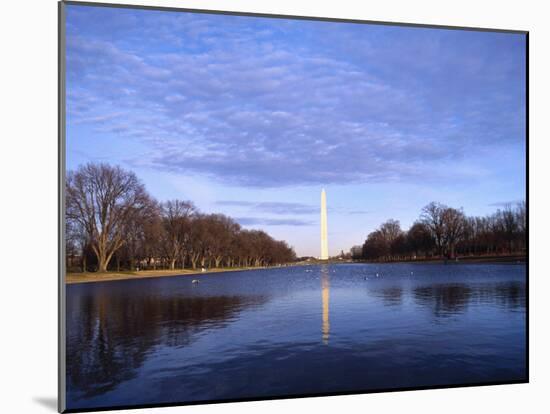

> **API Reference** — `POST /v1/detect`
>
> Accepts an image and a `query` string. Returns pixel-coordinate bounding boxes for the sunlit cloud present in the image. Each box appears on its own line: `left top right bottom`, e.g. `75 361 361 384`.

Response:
65 5 526 188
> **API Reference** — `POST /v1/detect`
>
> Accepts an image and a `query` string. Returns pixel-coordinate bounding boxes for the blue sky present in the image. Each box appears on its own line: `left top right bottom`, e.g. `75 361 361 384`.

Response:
65 5 526 257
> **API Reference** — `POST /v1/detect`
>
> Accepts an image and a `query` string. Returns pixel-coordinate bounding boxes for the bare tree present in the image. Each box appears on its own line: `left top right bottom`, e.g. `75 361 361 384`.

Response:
187 214 211 269
407 222 434 258
203 214 240 268
120 201 161 271
66 163 154 272
66 218 90 272
441 207 465 258
498 204 519 253
421 202 446 256
235 230 253 267
362 230 387 261
247 230 271 267
516 201 527 235
355 201 526 262
160 200 196 270
380 219 402 244
516 201 527 252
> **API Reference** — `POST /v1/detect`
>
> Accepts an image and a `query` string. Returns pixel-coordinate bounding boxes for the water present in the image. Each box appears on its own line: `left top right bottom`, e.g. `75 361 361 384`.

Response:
66 263 527 410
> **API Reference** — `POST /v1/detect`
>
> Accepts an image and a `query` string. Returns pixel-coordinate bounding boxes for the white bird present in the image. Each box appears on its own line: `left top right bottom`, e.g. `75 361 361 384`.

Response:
192 279 200 284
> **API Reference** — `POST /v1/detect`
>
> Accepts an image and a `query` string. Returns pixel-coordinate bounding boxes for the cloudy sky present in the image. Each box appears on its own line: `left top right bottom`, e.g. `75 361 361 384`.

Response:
65 4 526 257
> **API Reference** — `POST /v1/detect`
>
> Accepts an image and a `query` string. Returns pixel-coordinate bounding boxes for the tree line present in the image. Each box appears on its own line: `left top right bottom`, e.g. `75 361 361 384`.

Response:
66 163 297 273
351 201 526 262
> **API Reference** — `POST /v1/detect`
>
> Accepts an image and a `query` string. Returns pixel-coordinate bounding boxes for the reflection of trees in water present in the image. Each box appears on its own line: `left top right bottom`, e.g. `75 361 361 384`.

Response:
379 286 403 306
413 281 525 317
414 284 472 317
66 289 265 400
368 285 404 306
484 282 526 309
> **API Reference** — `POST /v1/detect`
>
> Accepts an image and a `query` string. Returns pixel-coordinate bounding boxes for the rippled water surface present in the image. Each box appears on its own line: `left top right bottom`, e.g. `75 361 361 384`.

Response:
66 263 527 410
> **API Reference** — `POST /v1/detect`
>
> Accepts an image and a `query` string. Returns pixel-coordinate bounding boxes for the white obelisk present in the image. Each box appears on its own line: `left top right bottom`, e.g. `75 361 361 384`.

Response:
320 189 329 260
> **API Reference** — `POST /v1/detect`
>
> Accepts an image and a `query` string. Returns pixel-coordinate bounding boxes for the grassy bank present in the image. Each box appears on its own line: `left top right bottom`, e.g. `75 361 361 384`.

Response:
66 266 289 284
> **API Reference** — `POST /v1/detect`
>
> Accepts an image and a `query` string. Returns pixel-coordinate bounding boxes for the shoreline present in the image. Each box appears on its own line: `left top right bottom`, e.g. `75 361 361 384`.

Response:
65 265 296 284
66 255 526 284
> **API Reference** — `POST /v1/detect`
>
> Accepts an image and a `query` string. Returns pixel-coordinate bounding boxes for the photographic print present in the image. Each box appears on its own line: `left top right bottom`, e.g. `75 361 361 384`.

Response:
60 1 527 412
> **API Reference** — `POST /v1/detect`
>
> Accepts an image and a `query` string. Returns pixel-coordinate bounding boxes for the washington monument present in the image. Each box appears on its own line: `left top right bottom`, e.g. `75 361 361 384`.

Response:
320 189 329 260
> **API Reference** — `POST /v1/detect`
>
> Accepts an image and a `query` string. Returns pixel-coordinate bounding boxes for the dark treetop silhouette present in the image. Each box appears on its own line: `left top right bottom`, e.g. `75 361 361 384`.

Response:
351 201 526 262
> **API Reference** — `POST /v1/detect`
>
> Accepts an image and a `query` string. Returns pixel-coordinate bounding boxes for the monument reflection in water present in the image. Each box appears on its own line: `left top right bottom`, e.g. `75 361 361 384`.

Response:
321 266 330 344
